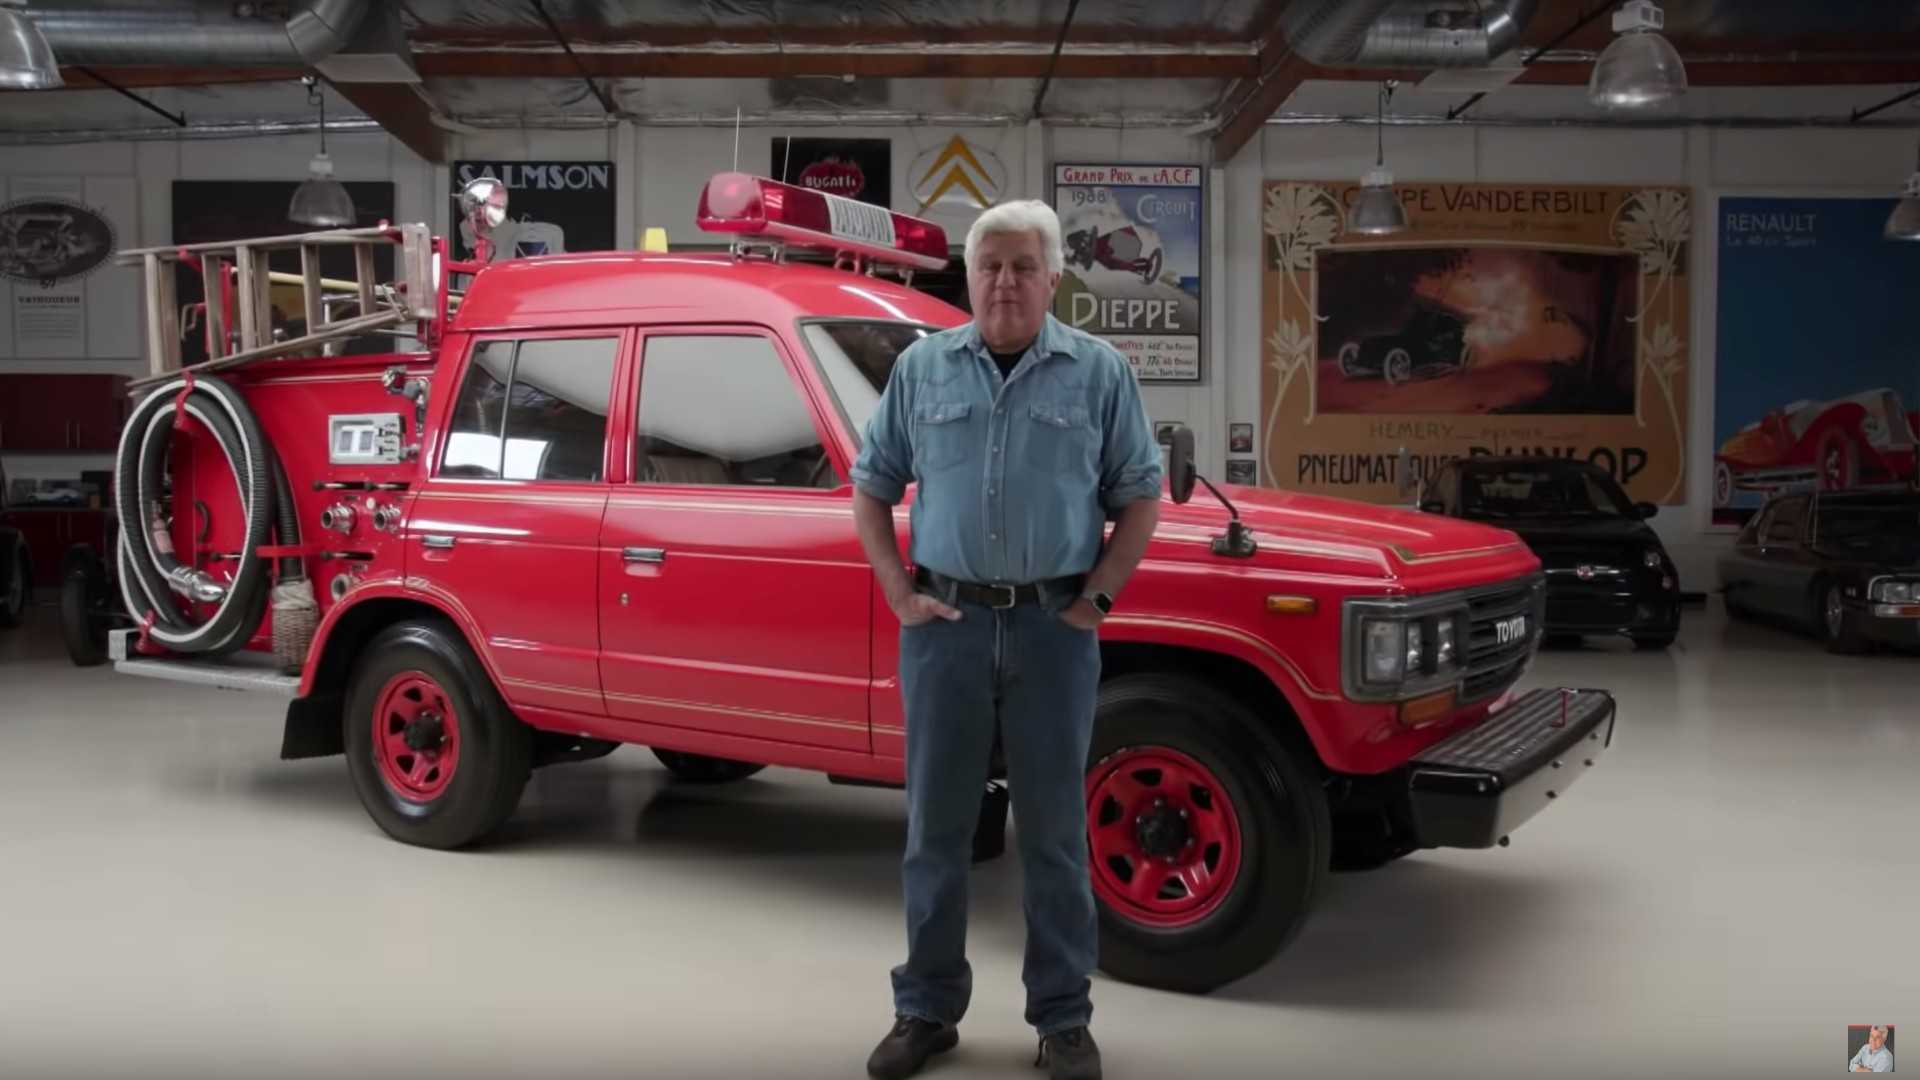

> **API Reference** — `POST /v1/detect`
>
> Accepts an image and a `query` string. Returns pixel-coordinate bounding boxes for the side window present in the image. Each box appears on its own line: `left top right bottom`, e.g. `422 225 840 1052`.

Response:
439 336 616 482
636 335 839 489
1764 497 1807 545
442 340 513 478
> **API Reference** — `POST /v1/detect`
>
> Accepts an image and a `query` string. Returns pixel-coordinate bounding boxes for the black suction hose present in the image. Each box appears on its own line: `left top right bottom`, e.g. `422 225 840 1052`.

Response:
114 375 277 656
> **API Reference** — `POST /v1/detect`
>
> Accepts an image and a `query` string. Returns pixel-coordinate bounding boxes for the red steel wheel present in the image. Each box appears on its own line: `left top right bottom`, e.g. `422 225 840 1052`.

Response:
372 671 462 802
1086 746 1244 929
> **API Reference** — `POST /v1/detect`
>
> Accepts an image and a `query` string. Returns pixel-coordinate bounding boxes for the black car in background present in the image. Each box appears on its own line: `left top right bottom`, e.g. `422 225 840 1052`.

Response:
1424 456 1681 649
1718 487 1920 653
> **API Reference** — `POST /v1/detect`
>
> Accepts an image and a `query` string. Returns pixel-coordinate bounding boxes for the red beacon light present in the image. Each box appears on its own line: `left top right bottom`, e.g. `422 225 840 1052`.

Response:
696 171 948 272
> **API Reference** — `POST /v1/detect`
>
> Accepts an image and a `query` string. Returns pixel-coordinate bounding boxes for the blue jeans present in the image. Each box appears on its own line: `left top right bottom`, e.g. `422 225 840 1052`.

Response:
890 589 1102 1036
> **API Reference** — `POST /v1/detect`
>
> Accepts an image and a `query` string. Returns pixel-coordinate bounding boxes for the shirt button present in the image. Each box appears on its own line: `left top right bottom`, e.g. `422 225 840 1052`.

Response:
989 532 999 540
993 445 1003 454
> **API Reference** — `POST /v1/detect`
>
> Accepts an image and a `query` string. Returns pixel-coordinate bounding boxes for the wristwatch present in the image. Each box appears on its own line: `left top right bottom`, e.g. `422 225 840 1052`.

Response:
1082 589 1114 615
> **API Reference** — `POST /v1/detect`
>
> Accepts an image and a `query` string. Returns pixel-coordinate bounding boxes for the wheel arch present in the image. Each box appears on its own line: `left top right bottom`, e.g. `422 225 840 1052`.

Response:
282 592 490 760
1099 639 1331 775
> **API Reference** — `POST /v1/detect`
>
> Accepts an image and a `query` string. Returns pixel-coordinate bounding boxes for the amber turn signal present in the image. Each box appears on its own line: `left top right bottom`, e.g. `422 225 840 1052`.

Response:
1398 688 1457 729
1265 595 1317 615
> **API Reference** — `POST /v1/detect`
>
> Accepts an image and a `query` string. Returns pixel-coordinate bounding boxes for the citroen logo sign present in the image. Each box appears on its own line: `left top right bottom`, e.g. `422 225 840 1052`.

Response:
909 136 1007 212
1576 565 1597 580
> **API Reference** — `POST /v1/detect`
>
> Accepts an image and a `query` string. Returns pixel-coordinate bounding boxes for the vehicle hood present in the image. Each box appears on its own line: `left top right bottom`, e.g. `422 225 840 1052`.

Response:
1153 484 1534 585
1469 514 1659 548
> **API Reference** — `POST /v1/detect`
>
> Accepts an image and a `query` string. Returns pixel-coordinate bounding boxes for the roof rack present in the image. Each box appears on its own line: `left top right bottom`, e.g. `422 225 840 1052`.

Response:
118 223 437 390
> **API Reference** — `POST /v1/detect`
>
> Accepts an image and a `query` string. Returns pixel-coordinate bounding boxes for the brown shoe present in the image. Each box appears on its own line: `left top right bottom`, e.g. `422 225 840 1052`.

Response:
1034 1026 1101 1080
867 1015 959 1079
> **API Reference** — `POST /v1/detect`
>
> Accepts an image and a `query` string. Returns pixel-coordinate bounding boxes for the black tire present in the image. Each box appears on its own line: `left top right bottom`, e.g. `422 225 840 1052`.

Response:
343 619 531 849
1087 674 1329 995
651 748 767 784
59 557 111 666
0 544 26 628
1632 634 1676 651
1815 580 1869 655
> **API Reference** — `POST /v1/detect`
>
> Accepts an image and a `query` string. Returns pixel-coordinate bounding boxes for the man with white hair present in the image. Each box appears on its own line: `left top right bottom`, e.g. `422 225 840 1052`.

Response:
1851 1026 1894 1072
851 199 1162 1080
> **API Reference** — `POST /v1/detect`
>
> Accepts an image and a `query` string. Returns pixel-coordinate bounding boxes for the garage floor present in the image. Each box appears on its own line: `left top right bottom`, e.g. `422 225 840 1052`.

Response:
0 601 1913 1080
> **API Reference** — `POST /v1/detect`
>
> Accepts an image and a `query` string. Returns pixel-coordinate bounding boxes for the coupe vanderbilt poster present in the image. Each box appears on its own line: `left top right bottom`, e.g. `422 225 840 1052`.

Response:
1259 181 1691 505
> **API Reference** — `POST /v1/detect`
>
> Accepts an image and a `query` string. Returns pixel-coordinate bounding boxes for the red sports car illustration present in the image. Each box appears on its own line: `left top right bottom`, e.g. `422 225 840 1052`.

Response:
1713 387 1920 506
1065 223 1163 284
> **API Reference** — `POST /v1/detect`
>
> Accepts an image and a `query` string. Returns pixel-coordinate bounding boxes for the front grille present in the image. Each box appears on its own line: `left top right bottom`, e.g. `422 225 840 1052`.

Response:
1461 580 1542 703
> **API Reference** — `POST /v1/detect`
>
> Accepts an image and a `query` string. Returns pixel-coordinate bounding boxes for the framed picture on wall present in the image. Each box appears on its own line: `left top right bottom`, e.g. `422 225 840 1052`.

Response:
1229 422 1253 454
1225 459 1257 485
1051 163 1205 384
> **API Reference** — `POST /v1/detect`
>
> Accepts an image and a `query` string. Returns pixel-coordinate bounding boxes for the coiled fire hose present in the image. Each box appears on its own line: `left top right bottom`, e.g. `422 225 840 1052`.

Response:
115 374 314 661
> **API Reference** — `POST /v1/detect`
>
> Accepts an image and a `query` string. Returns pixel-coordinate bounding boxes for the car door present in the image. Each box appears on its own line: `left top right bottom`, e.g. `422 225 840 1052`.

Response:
1721 511 1768 612
1751 495 1811 620
408 329 622 717
597 327 871 754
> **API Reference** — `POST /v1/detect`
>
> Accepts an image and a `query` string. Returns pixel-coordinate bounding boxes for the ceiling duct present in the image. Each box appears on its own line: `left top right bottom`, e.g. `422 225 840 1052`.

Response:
29 0 368 68
1281 0 1539 67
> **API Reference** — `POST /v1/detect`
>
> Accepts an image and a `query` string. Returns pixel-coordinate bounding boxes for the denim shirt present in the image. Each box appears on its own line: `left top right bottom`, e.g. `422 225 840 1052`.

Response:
851 313 1163 584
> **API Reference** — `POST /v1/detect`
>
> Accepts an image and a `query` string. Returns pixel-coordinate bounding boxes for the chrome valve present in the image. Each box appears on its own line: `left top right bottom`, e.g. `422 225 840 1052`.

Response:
319 502 357 534
371 503 402 532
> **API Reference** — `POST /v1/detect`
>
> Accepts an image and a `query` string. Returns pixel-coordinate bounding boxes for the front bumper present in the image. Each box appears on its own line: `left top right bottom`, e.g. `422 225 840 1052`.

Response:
1542 574 1679 636
1405 687 1616 849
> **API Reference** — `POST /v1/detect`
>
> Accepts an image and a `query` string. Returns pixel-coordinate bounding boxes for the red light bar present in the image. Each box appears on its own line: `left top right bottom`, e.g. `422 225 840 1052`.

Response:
696 172 949 272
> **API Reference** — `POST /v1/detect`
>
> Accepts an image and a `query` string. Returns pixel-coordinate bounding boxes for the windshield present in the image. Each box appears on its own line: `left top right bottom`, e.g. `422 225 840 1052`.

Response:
1459 464 1635 518
801 321 936 445
1814 500 1920 563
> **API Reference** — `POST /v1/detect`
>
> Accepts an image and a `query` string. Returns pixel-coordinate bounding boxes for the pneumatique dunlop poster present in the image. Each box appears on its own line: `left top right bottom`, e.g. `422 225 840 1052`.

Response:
1712 196 1920 526
1260 181 1691 505
451 161 614 262
1053 164 1204 383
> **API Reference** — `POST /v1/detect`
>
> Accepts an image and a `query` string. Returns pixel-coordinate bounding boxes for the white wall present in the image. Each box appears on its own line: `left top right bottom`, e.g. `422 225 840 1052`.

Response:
6 116 1917 580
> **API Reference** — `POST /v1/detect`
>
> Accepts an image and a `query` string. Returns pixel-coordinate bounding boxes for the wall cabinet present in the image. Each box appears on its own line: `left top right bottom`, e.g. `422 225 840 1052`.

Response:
0 374 130 452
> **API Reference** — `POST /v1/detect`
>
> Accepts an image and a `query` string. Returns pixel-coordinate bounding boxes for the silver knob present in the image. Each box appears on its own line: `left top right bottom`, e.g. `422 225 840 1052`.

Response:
319 503 356 534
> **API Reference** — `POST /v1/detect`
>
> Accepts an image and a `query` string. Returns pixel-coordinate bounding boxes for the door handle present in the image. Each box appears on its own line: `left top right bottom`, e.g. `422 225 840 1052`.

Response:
622 546 666 564
421 534 456 550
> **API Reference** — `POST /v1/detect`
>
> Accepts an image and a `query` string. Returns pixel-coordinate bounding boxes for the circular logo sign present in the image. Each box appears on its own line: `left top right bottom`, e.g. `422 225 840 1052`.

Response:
0 197 118 287
798 157 867 199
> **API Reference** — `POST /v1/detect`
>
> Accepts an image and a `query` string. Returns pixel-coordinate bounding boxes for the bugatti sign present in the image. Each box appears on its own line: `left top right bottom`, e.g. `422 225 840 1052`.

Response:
0 197 117 287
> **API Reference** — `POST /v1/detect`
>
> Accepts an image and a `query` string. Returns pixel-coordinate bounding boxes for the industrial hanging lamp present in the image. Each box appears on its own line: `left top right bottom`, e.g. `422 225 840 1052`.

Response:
1588 1 1687 109
0 0 62 90
1884 140 1920 241
288 75 356 228
1348 80 1408 237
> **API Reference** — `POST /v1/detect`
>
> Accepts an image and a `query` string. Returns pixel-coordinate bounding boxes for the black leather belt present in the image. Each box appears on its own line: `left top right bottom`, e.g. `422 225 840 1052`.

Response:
914 567 1083 610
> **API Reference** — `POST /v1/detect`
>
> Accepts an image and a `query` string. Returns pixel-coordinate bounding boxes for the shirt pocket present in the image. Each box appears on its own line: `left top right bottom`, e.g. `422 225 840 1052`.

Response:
1024 401 1098 474
912 401 975 473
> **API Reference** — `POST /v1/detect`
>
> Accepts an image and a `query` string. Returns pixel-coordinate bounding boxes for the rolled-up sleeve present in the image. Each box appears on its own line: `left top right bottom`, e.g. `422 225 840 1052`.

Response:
850 353 914 506
1098 357 1164 512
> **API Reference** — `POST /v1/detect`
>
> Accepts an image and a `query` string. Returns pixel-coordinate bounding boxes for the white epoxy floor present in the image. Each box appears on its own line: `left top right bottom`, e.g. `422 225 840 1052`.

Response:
1 600 1914 1080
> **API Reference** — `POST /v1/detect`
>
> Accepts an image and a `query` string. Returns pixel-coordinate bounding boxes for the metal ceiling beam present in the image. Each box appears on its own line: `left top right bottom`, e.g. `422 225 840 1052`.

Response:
324 80 446 163
1210 5 1312 164
526 0 616 115
1031 0 1084 119
407 50 1256 80
1448 1 1613 120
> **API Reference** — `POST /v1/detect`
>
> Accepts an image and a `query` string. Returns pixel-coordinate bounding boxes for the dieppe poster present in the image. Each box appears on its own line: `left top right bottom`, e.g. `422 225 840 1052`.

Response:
1712 196 1920 526
1260 181 1691 505
1052 164 1204 383
452 161 615 263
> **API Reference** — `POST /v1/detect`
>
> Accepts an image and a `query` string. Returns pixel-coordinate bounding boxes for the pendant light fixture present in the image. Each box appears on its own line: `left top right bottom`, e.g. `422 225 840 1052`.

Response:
1348 80 1408 237
1886 141 1920 241
1588 1 1687 109
288 75 356 228
0 0 61 89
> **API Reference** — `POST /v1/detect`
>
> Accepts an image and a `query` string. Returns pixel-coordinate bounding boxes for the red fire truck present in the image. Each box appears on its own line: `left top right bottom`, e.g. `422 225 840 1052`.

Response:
105 173 1615 994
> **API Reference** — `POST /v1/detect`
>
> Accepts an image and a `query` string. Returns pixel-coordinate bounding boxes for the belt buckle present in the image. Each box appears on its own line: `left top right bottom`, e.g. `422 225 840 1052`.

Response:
985 584 1017 609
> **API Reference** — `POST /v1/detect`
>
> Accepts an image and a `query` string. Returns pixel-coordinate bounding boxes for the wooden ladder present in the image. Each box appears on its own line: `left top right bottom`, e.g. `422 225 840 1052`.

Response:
118 224 435 389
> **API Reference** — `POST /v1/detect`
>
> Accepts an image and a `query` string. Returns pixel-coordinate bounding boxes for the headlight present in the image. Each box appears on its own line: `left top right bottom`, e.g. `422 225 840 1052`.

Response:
1359 614 1459 687
1362 619 1406 683
1643 548 1664 569
1872 580 1916 603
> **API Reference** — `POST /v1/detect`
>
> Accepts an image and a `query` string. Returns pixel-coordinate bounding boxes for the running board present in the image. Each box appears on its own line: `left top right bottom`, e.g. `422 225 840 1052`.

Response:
108 630 301 697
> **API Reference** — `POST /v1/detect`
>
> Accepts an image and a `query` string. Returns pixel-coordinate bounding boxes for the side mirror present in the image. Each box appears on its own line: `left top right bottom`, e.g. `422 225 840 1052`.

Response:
1634 501 1658 520
1167 425 1197 505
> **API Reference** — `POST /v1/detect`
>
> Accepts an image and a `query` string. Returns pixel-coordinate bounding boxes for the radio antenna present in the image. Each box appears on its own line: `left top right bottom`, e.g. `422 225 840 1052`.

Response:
781 135 793 183
732 107 742 172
